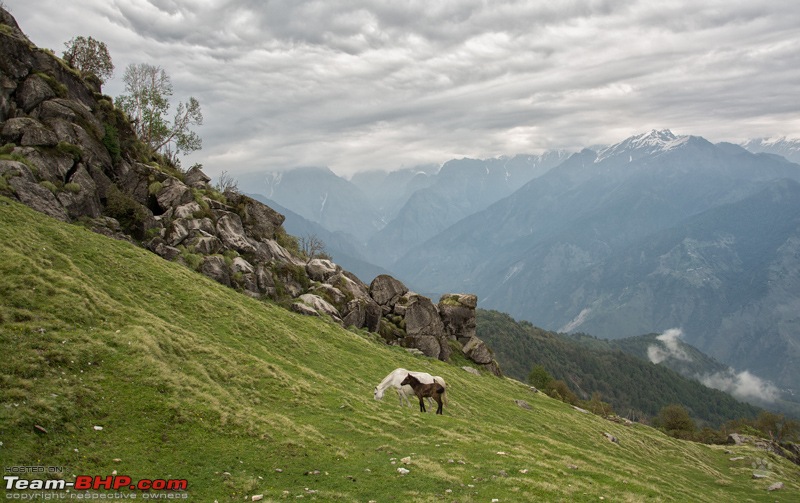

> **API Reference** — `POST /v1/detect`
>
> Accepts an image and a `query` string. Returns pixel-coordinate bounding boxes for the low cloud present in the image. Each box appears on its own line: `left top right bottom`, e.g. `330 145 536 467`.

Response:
647 328 691 364
647 330 779 403
699 369 779 403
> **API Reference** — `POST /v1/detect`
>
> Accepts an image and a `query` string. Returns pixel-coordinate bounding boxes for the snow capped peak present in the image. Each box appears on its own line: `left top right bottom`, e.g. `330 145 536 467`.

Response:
741 136 800 163
595 129 690 163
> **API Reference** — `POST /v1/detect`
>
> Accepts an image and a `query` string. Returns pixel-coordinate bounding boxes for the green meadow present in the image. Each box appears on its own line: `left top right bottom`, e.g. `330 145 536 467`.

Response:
1 196 798 501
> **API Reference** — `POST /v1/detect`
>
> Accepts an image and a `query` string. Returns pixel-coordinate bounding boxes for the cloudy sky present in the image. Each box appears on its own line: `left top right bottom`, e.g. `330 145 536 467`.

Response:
7 0 800 178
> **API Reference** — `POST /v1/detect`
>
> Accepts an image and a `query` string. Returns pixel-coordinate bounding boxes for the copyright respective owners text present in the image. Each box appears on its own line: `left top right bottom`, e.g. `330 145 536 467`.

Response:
4 466 189 500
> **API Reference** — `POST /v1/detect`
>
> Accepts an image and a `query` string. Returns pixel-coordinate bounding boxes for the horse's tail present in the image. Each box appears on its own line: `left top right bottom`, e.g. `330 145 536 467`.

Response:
433 376 448 405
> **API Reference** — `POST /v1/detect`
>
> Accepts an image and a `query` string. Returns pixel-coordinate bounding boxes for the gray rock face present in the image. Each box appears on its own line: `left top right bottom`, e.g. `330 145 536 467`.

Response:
16 74 55 112
8 176 68 221
57 164 103 219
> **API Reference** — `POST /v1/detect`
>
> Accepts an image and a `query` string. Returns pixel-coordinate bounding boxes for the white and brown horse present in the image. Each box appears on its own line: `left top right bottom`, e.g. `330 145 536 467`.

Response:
373 368 447 410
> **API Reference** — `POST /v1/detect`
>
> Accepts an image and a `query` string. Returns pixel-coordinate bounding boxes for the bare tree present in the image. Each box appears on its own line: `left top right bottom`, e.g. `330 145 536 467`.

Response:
299 234 328 264
215 170 239 194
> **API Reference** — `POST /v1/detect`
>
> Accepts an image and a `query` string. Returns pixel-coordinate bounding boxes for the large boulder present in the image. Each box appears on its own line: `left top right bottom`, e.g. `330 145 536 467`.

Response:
216 212 257 254
8 176 68 221
369 274 409 310
185 232 222 255
224 192 285 242
156 177 194 212
306 258 339 282
56 164 103 218
403 293 450 361
342 297 382 332
255 265 277 298
184 165 211 189
439 293 478 344
199 255 230 287
462 335 493 364
297 294 341 322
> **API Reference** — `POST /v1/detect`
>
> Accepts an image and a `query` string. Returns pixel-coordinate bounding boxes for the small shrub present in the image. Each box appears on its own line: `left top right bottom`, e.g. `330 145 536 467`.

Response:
276 227 301 256
528 364 554 389
39 180 58 194
545 379 579 405
223 250 239 268
0 145 37 174
144 227 161 240
104 185 149 238
147 181 163 196
56 141 82 162
231 272 244 285
102 124 122 165
179 249 203 271
0 175 11 194
34 72 67 98
63 182 81 194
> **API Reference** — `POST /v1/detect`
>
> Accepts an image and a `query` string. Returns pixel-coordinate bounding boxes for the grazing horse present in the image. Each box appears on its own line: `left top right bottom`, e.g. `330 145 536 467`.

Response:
401 373 446 415
374 368 447 409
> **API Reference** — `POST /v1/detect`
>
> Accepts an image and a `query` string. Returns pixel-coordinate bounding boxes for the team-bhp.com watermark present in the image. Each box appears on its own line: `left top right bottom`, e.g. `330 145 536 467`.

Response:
4 466 188 500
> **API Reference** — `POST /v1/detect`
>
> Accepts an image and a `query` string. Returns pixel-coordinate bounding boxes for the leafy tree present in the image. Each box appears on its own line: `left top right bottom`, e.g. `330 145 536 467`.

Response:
545 379 579 405
115 63 202 163
657 404 696 437
754 411 799 442
586 391 613 417
62 36 114 83
527 364 553 389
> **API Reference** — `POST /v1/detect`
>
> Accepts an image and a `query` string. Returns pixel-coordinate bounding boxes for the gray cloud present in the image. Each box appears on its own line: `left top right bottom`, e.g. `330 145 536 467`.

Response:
699 369 780 403
7 0 800 177
646 328 780 403
647 328 691 364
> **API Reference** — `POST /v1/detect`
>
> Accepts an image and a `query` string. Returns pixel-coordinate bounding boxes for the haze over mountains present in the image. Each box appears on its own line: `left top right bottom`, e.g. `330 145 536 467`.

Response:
236 130 800 401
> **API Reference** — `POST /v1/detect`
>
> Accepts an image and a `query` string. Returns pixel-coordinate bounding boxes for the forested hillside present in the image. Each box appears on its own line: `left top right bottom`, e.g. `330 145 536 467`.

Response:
477 310 762 427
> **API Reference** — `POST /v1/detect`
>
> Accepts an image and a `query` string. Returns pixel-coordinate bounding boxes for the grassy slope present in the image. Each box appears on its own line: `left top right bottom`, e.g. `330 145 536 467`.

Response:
1 196 798 502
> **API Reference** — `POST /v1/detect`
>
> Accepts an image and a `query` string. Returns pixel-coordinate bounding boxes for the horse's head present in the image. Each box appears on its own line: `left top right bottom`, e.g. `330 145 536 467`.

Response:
400 374 415 387
374 386 384 400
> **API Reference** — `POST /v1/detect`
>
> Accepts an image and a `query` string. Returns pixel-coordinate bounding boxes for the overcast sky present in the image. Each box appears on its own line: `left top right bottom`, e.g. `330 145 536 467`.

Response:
7 0 800 178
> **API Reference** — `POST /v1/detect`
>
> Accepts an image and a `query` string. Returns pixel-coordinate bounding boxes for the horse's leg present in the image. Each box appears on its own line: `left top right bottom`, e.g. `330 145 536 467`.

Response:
418 396 426 413
435 395 443 415
400 386 413 407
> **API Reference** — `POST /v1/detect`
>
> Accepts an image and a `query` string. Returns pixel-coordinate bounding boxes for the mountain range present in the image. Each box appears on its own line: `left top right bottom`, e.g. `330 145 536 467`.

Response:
236 151 571 269
240 130 800 401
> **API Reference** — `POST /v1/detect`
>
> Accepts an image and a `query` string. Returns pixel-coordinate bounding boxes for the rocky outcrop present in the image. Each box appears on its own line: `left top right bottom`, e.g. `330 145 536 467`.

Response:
0 7 502 375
